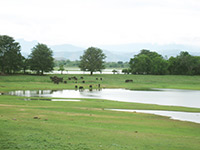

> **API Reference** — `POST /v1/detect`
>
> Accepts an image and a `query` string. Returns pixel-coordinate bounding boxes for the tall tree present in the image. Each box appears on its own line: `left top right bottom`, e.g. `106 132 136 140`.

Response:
168 51 197 75
79 47 106 75
21 56 30 74
129 54 151 74
193 56 200 75
150 56 168 75
58 64 65 74
29 43 54 75
129 49 168 75
0 35 23 74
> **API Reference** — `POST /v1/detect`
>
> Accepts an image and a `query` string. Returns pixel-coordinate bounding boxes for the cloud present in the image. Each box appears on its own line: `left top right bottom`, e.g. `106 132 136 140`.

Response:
0 0 200 47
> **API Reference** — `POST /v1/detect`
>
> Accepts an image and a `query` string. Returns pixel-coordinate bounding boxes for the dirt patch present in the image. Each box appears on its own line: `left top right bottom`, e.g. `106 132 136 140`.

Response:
75 107 103 111
0 104 15 107
50 110 125 119
0 104 56 108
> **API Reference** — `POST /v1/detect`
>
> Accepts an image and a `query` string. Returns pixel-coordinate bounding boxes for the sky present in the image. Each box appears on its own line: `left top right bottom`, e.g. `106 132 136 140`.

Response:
1 0 200 47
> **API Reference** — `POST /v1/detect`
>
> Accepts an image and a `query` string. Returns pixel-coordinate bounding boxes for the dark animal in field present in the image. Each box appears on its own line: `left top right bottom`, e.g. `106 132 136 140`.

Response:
79 86 84 90
54 80 59 84
125 79 133 83
75 85 78 89
100 78 102 80
80 77 84 79
82 80 85 83
71 76 78 80
98 84 101 88
64 81 67 84
50 76 63 84
68 76 78 80
33 116 40 119
89 85 92 89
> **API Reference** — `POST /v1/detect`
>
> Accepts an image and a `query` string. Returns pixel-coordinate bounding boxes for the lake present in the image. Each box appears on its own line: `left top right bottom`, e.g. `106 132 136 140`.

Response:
49 69 122 74
108 109 200 124
8 88 200 108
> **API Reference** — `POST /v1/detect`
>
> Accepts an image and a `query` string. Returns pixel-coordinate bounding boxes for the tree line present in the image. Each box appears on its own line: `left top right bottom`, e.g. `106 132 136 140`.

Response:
0 35 106 75
129 49 200 75
1 35 200 75
0 35 53 75
54 60 129 69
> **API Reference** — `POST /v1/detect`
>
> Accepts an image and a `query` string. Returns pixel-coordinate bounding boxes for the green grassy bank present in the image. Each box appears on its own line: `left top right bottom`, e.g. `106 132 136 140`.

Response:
1 74 200 92
0 95 200 150
0 74 200 149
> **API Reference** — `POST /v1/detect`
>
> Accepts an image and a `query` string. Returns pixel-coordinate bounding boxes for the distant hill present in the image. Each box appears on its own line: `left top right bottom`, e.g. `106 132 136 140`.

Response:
100 43 200 56
17 39 200 62
99 43 200 52
16 39 133 61
16 39 85 59
53 50 133 62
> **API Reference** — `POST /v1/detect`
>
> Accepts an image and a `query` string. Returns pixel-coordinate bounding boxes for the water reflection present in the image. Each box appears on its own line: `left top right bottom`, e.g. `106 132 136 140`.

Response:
49 69 122 74
23 98 81 102
8 88 200 108
51 99 81 102
108 109 200 124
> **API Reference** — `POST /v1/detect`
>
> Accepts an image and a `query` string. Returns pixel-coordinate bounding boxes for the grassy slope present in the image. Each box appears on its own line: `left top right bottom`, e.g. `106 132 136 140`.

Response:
0 74 200 149
0 95 200 150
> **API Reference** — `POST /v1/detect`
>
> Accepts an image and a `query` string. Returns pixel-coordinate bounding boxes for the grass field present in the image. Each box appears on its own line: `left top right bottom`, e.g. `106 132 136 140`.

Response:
1 74 200 92
0 74 200 149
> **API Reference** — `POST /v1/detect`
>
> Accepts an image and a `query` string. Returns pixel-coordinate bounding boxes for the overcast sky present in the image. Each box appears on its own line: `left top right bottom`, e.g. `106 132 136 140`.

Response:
1 0 200 47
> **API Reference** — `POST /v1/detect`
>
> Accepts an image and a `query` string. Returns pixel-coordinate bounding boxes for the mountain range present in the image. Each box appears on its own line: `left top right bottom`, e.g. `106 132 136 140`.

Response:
16 39 200 62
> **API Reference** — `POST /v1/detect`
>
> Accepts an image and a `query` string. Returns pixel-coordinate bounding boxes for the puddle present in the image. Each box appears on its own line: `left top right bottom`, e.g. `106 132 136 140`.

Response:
108 109 200 124
23 98 51 101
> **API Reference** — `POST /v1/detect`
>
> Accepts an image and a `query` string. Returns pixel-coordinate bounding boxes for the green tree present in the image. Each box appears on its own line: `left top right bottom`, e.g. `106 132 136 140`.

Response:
79 47 106 75
58 64 65 74
177 51 196 75
112 69 118 74
117 61 124 68
129 54 152 74
168 51 196 75
21 56 30 74
0 35 23 74
129 49 168 75
193 56 200 75
150 56 168 75
122 68 131 74
29 43 54 75
168 56 178 74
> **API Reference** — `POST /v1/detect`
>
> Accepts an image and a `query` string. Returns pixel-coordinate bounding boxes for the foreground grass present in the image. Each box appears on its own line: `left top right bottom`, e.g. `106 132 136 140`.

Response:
1 74 200 149
0 95 200 150
1 74 200 92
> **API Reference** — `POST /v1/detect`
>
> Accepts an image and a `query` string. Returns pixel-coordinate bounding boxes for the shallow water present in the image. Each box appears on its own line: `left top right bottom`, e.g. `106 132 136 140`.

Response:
49 69 122 74
51 99 81 102
23 98 81 102
108 109 200 124
8 88 200 108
